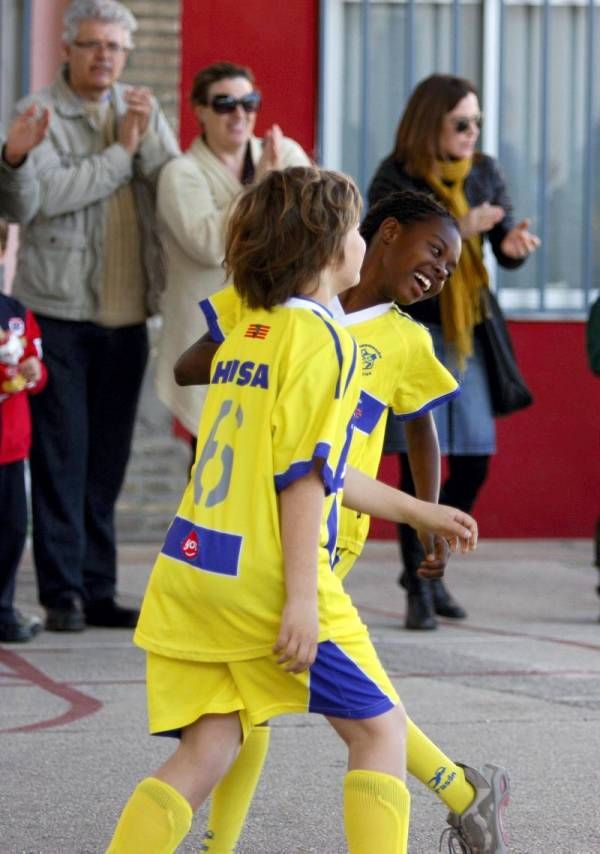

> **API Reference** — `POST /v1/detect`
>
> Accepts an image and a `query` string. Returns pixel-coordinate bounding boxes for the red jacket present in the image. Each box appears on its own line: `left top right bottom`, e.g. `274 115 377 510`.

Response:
0 295 47 464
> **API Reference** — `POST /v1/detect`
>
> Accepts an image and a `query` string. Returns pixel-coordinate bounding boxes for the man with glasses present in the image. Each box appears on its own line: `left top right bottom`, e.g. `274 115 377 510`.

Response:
11 0 179 632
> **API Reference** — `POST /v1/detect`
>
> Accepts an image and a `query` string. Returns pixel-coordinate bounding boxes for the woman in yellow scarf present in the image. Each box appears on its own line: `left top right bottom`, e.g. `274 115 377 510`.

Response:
368 74 540 630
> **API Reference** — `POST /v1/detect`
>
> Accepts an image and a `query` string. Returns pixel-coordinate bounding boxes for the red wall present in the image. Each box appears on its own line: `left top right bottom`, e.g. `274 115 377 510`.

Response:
179 0 319 153
179 1 600 538
371 321 600 539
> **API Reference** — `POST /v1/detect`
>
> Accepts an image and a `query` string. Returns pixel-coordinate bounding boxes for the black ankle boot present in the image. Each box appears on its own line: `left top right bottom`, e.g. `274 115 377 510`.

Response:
405 585 437 630
430 579 467 619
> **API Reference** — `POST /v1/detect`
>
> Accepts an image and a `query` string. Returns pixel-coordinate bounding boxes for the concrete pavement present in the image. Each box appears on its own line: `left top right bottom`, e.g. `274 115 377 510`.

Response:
1 538 599 853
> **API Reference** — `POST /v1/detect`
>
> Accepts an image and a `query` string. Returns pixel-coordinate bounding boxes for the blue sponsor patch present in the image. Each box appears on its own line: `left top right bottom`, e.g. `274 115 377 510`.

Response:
353 390 386 435
162 516 242 577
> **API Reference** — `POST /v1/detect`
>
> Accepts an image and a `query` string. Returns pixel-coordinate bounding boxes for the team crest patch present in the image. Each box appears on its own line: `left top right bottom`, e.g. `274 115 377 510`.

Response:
360 343 381 375
244 323 270 339
181 530 199 560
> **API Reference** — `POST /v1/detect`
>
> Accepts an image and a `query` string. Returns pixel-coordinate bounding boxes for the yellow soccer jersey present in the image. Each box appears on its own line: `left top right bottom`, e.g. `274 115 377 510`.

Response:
200 283 242 345
200 287 459 559
333 300 459 556
134 297 363 662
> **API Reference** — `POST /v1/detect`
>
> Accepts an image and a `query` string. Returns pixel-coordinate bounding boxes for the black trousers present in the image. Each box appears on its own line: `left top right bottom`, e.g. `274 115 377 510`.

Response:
397 452 490 592
0 459 27 620
29 318 148 608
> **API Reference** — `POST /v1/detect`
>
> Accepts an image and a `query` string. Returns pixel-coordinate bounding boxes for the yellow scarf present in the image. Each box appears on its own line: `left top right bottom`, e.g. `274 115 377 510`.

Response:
426 158 488 368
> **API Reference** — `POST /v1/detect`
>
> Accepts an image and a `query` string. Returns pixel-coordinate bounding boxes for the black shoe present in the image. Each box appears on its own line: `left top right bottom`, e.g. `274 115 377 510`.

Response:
431 579 468 619
0 611 43 643
405 590 437 630
46 595 86 632
84 598 139 628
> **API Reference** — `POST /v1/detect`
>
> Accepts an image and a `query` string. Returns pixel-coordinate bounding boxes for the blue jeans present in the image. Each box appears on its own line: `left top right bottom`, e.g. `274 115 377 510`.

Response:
384 323 496 455
29 318 148 608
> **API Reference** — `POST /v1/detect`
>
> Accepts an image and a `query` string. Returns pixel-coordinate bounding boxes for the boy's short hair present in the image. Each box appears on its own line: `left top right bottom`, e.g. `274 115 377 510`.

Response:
360 190 459 246
225 167 362 310
191 62 255 106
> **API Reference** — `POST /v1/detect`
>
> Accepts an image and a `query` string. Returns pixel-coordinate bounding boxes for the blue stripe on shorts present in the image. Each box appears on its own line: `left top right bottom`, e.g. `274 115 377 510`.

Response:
308 640 395 718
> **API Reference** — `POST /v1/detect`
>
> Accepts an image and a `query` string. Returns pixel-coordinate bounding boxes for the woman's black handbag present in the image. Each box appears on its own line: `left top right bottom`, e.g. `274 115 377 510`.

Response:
477 288 534 416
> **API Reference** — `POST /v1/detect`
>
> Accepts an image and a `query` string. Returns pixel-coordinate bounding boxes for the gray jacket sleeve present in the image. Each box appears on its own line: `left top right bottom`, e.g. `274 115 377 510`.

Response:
22 98 179 218
28 139 133 218
0 144 40 223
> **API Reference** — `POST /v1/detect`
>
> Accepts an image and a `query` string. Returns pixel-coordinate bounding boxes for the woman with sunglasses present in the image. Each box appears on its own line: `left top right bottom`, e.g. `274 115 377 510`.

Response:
368 73 540 631
154 61 310 449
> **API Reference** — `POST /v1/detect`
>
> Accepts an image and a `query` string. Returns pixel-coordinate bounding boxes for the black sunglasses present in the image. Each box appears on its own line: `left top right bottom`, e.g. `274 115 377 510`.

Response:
208 92 262 114
451 113 483 133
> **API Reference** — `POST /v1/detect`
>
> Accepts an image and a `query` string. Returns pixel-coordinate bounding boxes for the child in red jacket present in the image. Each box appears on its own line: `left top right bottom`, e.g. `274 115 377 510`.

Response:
0 292 47 642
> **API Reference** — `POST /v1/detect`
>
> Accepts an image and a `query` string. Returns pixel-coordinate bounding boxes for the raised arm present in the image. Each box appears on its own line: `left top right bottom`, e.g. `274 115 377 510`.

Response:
342 465 477 552
0 106 49 222
29 136 133 218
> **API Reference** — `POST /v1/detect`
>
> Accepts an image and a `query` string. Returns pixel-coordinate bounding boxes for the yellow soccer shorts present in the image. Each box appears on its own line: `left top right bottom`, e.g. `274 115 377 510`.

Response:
146 628 399 740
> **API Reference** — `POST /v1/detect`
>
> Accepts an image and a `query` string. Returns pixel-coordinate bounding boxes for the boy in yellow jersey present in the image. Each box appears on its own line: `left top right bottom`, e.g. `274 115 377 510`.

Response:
178 191 510 854
106 170 479 854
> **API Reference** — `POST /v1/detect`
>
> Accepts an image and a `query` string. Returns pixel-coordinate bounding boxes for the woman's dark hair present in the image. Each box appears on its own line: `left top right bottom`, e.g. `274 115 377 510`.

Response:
225 166 361 310
393 74 478 177
191 61 255 106
360 190 459 246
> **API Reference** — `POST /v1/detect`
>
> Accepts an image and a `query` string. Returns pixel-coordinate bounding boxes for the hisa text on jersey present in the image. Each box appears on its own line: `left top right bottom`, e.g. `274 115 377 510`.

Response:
212 360 269 389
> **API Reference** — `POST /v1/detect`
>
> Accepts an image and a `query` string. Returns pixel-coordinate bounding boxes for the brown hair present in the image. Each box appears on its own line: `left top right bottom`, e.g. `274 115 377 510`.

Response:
190 61 255 106
225 166 361 310
393 74 478 177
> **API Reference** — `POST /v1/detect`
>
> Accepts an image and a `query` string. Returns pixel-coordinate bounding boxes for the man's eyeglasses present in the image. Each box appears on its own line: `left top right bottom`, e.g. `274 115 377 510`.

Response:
73 40 130 55
450 114 483 134
208 92 262 115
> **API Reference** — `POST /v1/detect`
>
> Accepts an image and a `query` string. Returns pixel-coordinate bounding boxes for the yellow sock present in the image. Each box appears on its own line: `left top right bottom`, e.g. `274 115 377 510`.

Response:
343 769 410 854
106 776 193 854
202 724 271 853
406 716 475 814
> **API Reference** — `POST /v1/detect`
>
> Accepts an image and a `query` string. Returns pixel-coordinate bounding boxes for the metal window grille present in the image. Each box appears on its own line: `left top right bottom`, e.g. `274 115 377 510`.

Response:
319 0 599 317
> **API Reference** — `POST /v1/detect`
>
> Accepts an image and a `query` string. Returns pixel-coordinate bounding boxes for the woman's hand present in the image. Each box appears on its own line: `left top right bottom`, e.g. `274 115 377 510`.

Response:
255 124 283 180
459 202 505 238
500 219 541 259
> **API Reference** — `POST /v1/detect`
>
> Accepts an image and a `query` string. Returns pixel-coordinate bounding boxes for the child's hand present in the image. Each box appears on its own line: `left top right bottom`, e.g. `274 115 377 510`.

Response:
273 598 319 673
409 500 478 553
416 533 450 579
19 356 42 385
